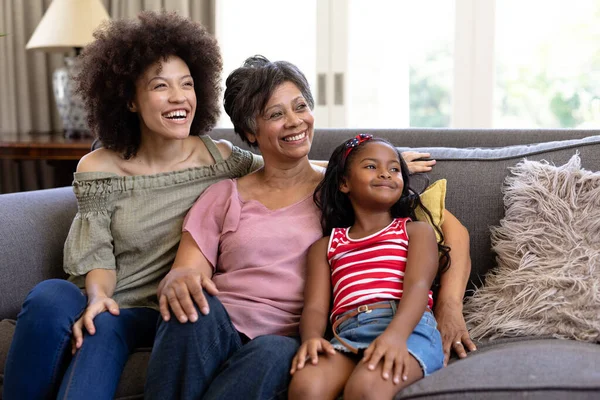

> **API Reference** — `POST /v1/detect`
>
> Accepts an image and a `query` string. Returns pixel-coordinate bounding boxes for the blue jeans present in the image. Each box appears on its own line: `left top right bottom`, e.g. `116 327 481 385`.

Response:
331 301 444 376
145 291 300 400
3 279 158 400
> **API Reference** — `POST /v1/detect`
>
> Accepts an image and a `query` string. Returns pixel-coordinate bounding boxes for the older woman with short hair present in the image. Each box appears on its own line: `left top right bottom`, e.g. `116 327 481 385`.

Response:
146 55 474 400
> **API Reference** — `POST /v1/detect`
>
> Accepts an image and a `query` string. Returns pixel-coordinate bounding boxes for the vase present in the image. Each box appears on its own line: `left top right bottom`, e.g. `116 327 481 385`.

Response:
52 57 92 139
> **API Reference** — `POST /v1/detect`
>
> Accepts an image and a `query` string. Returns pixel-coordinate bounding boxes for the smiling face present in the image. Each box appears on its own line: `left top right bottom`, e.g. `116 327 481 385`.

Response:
130 56 197 141
340 141 405 209
246 81 314 162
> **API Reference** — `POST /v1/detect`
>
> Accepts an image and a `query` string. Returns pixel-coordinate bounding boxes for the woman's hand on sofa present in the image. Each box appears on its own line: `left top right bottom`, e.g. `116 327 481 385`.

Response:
436 210 476 365
434 299 476 365
401 151 436 174
71 295 120 354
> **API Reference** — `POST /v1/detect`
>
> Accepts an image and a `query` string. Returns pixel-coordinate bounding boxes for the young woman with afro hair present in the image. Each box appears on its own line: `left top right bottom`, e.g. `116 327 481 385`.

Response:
3 11 263 400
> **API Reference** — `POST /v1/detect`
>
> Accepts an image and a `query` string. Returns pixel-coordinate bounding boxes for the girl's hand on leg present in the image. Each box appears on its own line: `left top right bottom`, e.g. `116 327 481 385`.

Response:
290 338 336 374
362 332 410 384
71 296 120 354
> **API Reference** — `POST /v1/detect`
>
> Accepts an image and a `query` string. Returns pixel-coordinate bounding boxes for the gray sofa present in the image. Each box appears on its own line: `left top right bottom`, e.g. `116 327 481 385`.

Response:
1 128 599 399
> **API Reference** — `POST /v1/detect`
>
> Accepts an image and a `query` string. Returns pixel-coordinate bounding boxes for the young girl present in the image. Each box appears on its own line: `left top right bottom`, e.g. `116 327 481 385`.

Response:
288 134 450 400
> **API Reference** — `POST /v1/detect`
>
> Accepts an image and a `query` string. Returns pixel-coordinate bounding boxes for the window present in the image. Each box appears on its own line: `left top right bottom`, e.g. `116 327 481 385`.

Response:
494 0 600 128
216 0 600 129
215 0 317 128
345 1 454 128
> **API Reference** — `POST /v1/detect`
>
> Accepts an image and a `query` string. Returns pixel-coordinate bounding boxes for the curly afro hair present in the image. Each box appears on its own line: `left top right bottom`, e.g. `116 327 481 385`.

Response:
75 11 222 159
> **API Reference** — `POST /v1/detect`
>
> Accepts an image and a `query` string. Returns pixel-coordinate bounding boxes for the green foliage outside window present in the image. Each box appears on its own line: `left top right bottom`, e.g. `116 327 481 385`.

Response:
495 0 600 128
409 48 452 128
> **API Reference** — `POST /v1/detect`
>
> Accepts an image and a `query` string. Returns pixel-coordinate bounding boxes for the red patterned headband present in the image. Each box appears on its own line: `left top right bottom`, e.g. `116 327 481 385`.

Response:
344 133 373 158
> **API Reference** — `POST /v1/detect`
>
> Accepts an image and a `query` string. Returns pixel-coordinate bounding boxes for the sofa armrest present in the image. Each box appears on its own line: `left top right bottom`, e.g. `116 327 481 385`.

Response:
0 187 77 320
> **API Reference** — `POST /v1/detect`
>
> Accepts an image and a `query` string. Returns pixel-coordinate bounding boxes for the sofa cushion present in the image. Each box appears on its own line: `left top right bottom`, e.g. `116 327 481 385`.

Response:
416 179 446 242
463 154 600 342
0 187 75 320
210 128 599 161
398 135 600 160
394 338 600 399
396 135 600 290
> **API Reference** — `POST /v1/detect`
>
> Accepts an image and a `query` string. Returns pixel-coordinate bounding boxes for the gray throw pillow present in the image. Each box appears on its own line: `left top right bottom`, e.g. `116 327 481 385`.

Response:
463 154 600 343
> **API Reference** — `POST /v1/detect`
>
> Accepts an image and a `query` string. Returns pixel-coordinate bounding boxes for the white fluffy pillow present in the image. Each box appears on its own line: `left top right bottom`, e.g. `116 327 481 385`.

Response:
464 154 600 343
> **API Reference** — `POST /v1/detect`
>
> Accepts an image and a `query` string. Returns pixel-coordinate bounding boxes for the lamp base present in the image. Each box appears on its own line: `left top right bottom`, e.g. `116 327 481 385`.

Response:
63 129 91 140
53 57 94 139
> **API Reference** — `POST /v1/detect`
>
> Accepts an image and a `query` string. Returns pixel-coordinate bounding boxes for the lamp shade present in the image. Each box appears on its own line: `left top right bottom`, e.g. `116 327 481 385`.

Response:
26 0 110 52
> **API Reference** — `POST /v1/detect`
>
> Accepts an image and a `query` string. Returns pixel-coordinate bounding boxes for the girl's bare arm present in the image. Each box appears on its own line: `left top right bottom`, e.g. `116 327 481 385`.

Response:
361 221 439 380
299 237 332 342
388 221 439 338
290 237 336 374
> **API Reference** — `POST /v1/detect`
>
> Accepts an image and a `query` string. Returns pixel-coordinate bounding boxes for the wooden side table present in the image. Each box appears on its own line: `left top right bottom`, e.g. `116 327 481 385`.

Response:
0 132 94 189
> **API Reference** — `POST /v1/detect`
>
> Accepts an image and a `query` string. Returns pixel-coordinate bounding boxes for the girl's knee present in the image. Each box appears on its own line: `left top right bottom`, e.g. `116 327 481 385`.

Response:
288 370 329 400
344 372 385 400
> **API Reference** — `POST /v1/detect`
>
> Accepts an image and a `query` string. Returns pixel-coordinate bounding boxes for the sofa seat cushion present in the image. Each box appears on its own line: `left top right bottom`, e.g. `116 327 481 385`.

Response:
394 338 600 399
0 319 150 400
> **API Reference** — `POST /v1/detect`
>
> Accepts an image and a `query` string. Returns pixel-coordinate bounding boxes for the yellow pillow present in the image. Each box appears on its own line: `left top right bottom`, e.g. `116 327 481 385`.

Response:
415 179 447 242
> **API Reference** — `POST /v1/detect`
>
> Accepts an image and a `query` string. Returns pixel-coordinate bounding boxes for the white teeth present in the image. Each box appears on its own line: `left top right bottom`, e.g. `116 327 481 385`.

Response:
283 132 306 142
164 110 187 119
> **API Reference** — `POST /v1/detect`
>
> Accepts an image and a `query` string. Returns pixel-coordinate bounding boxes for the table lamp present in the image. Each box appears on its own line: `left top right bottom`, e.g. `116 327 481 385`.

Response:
26 0 110 138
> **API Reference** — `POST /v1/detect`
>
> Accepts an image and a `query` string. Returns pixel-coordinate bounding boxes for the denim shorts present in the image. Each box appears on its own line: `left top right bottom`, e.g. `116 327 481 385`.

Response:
330 301 444 376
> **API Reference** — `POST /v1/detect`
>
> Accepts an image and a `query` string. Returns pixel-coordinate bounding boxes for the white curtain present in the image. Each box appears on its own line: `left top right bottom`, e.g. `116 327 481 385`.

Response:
0 0 214 193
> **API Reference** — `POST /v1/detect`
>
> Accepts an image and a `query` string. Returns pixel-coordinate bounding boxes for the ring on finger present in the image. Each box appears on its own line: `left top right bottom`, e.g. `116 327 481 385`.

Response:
454 341 462 346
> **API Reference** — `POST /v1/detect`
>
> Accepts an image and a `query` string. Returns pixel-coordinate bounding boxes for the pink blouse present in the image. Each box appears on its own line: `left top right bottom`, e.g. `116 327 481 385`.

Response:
183 179 322 339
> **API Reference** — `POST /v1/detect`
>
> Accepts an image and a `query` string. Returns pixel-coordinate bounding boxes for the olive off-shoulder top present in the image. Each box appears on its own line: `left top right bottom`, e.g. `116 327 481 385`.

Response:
63 136 263 310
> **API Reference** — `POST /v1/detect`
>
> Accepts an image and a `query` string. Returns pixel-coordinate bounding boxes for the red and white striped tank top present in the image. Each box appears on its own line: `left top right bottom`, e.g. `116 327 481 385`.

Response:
327 217 434 321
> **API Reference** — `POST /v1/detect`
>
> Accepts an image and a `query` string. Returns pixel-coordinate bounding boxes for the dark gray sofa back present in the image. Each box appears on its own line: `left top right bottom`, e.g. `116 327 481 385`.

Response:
413 137 600 291
213 128 600 292
210 128 597 160
1 129 599 319
0 187 75 320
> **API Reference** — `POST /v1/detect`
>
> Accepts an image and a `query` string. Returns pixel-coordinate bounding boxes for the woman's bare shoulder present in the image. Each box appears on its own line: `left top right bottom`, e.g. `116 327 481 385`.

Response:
76 148 122 173
212 138 234 160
